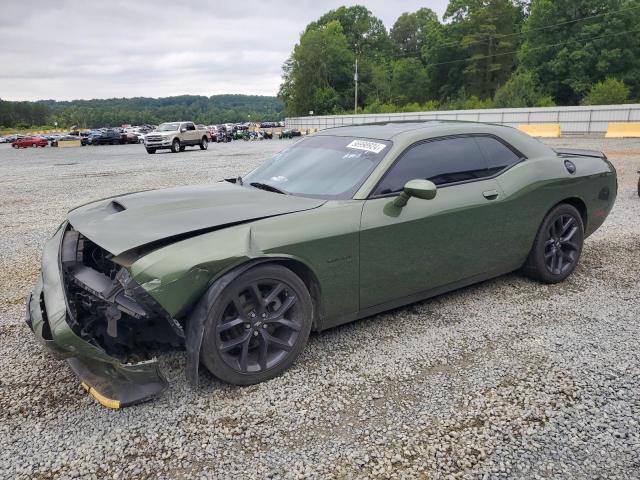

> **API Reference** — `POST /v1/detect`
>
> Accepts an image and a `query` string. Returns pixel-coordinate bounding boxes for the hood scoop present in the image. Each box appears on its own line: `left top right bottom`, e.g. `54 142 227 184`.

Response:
106 200 127 214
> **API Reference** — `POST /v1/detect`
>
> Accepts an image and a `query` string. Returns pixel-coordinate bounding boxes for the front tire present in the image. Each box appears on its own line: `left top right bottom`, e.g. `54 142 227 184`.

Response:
201 264 313 385
200 136 208 150
146 147 156 154
171 138 180 153
523 204 584 283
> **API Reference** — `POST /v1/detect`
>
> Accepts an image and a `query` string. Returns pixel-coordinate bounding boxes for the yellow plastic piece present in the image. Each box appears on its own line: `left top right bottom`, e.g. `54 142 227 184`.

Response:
58 139 82 148
605 122 640 138
80 382 121 409
518 123 561 137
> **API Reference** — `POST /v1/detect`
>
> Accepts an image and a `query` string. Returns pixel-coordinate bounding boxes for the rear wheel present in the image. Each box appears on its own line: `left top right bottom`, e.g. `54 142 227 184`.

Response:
201 264 313 385
171 138 180 153
523 204 584 283
200 136 208 150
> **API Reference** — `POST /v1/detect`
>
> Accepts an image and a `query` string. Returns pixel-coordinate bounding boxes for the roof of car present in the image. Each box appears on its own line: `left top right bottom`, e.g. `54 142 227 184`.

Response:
315 120 513 141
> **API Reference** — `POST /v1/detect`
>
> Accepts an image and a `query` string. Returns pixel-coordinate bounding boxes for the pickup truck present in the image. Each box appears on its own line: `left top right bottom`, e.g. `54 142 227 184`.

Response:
144 121 209 154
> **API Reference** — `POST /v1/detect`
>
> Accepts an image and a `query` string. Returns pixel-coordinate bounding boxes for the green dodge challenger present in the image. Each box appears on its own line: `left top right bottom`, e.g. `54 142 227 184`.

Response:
26 121 617 408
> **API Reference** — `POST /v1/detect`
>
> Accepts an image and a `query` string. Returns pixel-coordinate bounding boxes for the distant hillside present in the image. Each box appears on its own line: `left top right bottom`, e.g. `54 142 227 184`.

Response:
0 94 284 129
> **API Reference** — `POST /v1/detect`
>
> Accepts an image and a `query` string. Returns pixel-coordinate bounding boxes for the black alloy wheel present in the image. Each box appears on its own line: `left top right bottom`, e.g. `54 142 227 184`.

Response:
201 265 312 385
544 214 580 275
524 203 584 283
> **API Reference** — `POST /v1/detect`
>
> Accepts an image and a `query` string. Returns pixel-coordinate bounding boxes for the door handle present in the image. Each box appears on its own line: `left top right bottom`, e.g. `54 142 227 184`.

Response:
482 189 499 200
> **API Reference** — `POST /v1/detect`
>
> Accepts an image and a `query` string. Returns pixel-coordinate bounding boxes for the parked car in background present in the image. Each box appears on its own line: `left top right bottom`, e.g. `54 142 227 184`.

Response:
122 132 140 144
90 129 123 145
279 129 301 139
12 136 48 148
216 124 232 143
0 137 8 143
50 135 82 147
206 125 218 142
144 121 209 154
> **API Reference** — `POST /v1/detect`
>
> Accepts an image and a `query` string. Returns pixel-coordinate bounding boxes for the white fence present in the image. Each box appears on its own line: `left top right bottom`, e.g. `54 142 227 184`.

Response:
285 104 640 136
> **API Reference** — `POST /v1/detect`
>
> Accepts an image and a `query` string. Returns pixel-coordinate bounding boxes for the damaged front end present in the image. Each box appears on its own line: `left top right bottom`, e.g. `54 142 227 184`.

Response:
26 223 183 408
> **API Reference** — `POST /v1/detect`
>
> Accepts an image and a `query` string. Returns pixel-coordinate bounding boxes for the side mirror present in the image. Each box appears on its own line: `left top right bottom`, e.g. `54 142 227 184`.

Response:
393 179 437 207
180 128 187 133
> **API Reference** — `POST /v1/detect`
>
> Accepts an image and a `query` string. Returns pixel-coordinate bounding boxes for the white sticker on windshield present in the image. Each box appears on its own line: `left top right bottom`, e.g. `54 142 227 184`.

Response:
346 140 387 154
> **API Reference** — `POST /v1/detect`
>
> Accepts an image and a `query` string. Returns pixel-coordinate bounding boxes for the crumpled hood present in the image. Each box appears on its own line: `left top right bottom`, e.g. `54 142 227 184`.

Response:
68 182 325 255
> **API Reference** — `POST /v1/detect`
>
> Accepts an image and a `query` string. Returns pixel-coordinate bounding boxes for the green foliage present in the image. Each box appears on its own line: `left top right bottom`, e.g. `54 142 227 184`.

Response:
390 8 439 58
519 0 640 105
279 21 354 115
391 58 431 105
281 0 640 115
308 6 390 57
0 95 283 129
494 71 556 107
581 78 631 105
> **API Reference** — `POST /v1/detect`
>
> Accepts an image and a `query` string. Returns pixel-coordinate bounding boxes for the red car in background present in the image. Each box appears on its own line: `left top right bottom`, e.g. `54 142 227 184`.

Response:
12 137 48 148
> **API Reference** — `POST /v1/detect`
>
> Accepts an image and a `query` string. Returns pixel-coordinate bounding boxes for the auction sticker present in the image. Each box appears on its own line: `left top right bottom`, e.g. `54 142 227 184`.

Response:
346 140 387 154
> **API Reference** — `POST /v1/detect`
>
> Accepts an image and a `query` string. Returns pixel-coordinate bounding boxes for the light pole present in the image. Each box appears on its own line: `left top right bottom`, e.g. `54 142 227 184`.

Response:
354 57 358 115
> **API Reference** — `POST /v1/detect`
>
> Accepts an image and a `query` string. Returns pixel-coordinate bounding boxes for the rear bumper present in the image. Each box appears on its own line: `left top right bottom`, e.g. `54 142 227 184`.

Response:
26 224 168 408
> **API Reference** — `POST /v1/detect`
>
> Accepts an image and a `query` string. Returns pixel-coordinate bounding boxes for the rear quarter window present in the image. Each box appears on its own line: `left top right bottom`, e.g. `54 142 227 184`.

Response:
475 136 522 175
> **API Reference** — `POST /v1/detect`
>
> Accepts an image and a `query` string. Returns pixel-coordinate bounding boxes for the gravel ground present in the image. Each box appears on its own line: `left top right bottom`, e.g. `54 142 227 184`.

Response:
0 138 639 479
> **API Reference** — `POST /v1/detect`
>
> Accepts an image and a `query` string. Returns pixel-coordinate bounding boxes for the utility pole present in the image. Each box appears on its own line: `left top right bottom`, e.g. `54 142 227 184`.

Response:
354 57 358 115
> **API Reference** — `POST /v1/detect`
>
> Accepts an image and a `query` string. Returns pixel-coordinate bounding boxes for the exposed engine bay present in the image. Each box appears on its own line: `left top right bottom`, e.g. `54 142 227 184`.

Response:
60 226 184 362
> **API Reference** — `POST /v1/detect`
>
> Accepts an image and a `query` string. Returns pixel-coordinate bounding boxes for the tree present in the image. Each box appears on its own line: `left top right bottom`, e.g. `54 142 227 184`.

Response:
582 78 631 105
519 0 640 105
278 21 354 116
444 0 523 99
307 5 390 58
391 58 431 105
494 70 555 106
390 8 440 58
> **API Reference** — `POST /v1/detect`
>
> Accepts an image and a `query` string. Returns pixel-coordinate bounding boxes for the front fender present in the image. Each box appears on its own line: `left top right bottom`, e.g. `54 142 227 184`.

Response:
130 224 256 318
183 258 274 386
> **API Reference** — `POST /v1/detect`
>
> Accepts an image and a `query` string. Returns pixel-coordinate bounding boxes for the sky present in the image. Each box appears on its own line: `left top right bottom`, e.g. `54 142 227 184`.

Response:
0 1 449 101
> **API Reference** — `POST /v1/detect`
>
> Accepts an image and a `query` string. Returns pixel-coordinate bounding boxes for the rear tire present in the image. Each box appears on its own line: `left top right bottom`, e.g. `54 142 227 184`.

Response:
171 138 180 153
523 204 584 283
200 136 208 150
201 264 313 385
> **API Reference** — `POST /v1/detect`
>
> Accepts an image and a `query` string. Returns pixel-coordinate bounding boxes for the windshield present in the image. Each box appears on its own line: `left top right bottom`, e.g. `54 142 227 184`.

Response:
157 122 180 132
242 135 392 199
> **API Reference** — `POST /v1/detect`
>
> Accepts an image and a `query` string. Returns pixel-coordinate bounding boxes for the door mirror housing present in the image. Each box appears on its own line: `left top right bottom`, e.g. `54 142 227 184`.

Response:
180 127 187 133
393 179 437 207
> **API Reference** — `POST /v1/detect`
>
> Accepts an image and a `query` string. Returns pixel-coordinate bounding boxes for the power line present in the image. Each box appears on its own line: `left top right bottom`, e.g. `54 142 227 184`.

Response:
424 27 640 68
432 4 640 50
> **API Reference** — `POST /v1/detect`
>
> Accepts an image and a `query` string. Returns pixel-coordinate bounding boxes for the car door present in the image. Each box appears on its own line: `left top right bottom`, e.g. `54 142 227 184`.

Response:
185 122 197 144
359 135 520 309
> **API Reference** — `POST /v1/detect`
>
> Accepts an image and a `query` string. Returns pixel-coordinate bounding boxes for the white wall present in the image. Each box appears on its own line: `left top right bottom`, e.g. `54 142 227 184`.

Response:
285 104 640 135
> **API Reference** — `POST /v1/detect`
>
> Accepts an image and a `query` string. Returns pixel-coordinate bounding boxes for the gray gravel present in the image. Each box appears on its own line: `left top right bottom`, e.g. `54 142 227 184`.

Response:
1 138 639 479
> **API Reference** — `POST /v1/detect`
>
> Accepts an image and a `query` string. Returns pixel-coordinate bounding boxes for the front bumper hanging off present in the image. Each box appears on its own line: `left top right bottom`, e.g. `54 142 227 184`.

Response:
25 224 169 409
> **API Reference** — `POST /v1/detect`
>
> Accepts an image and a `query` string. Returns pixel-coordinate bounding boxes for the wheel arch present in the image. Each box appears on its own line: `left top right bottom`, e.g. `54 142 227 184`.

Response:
553 196 587 230
262 257 323 331
184 255 323 386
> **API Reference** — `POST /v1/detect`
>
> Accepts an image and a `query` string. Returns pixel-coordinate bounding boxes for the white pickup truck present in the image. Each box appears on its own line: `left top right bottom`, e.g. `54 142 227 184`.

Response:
144 121 208 154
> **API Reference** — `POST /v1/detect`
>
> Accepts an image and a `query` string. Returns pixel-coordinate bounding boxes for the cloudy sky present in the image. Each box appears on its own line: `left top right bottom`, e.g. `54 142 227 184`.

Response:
1 1 449 101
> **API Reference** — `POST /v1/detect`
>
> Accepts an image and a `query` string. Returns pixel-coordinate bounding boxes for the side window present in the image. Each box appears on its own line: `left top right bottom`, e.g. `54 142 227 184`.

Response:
186 122 196 131
475 136 521 175
375 137 488 195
